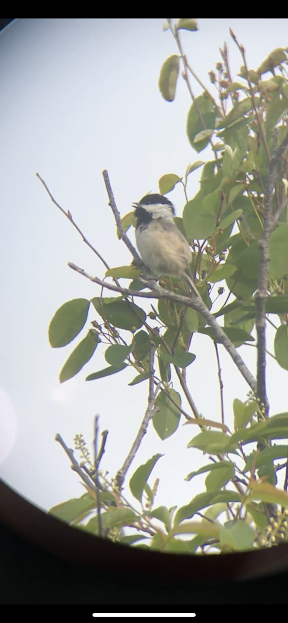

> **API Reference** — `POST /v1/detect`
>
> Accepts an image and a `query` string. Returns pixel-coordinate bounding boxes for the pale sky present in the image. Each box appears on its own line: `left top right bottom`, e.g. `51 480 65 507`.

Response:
1 18 288 515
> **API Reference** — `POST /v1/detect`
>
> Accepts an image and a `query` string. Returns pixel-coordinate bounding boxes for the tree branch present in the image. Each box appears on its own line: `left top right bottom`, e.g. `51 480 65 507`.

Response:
255 130 288 417
214 343 225 426
55 433 97 492
93 415 102 537
115 342 158 491
68 260 257 393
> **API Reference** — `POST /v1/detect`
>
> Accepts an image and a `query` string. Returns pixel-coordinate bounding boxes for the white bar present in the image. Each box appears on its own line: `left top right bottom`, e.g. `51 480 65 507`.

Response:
92 614 196 618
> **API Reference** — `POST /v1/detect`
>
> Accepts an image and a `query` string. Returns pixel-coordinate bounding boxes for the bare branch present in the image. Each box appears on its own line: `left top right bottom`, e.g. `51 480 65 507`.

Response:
214 343 225 426
255 130 288 417
55 433 97 492
36 173 112 273
93 415 102 537
102 169 143 267
115 342 158 491
68 261 257 393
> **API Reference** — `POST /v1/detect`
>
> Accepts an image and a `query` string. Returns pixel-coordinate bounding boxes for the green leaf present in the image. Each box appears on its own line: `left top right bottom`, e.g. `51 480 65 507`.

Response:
185 308 199 332
217 209 243 231
244 445 288 472
258 48 287 75
153 389 181 440
133 330 151 360
188 430 231 454
105 344 133 367
199 326 255 346
105 265 140 279
129 454 163 502
226 269 258 300
175 490 241 525
246 481 288 508
205 462 235 492
59 331 100 383
49 299 90 348
229 184 245 203
183 195 216 240
193 129 214 143
160 349 196 368
158 55 180 102
216 97 254 129
208 264 236 283
236 241 261 280
86 363 127 381
269 225 288 279
92 298 146 332
120 535 148 545
228 412 288 446
117 211 136 239
185 460 233 481
274 325 288 370
220 521 255 551
266 296 288 314
159 173 181 194
233 399 257 430
128 372 150 386
49 493 95 523
186 95 217 152
105 507 140 529
246 502 268 530
186 161 205 176
176 18 198 32
146 506 171 529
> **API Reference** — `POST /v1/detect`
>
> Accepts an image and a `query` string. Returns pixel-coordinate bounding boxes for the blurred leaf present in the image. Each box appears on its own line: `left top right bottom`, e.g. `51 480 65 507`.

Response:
274 325 288 370
185 460 233 481
117 211 136 239
205 462 235 492
159 173 181 194
105 265 140 279
258 48 287 75
49 299 90 348
229 184 245 203
208 264 237 283
183 196 216 239
176 18 198 32
188 430 231 454
105 343 133 367
193 128 214 143
233 399 257 430
244 445 288 472
217 209 243 231
153 389 181 440
171 522 220 540
133 330 151 360
187 95 217 152
236 242 261 280
146 506 171 529
175 490 241 525
160 349 196 368
246 502 268 530
199 326 255 346
185 308 199 331
86 363 127 381
186 161 205 176
128 372 150 386
246 480 288 508
120 535 148 545
59 331 100 383
159 55 180 102
49 493 95 523
163 538 189 553
130 454 163 502
220 521 255 551
216 97 255 129
269 225 288 279
228 412 288 446
92 298 146 332
226 269 257 300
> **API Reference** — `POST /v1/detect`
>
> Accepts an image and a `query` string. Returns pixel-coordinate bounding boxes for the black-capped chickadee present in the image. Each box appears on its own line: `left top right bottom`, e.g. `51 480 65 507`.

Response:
133 193 198 297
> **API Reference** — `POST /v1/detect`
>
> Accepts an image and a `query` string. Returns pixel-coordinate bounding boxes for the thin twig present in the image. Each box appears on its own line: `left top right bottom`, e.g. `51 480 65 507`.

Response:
68 260 257 393
55 433 97 492
229 30 270 162
36 173 112 273
214 343 225 426
174 366 201 420
96 429 109 469
115 342 158 491
102 169 142 267
94 415 102 537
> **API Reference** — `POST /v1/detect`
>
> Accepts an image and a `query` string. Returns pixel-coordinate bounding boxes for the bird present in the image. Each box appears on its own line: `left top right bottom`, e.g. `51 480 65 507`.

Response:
132 193 198 297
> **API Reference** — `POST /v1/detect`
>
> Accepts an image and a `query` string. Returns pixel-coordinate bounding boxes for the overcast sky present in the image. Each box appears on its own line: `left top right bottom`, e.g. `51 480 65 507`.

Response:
1 18 288 516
